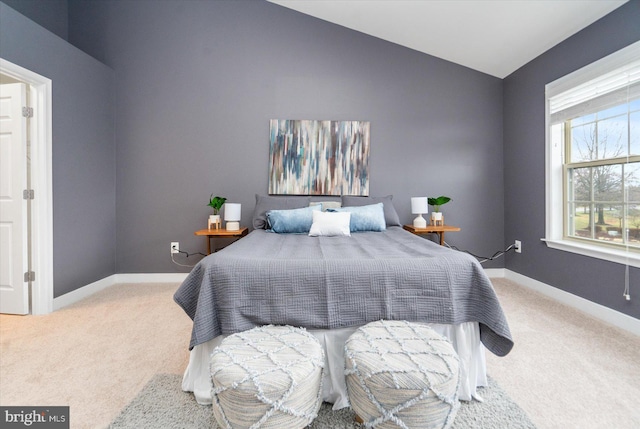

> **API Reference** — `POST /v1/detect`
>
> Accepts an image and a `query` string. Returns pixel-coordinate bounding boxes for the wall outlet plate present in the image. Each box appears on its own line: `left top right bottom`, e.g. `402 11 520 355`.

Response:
515 240 522 253
171 242 179 254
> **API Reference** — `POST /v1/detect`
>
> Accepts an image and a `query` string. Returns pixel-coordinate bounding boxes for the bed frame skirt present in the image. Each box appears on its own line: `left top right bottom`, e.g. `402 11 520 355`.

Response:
181 321 487 409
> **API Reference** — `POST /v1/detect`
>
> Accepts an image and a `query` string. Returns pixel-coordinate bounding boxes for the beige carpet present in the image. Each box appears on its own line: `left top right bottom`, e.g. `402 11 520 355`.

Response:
1 278 639 428
487 279 640 429
0 283 192 428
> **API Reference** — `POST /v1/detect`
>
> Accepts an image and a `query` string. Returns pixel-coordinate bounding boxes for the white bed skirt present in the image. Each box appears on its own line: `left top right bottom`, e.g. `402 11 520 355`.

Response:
181 322 487 410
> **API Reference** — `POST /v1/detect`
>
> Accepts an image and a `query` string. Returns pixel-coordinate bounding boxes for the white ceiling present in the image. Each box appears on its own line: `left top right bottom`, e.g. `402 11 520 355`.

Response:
268 0 628 78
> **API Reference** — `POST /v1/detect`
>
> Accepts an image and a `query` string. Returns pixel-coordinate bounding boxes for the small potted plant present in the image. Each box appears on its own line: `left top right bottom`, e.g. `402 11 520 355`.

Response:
207 194 226 229
428 196 451 225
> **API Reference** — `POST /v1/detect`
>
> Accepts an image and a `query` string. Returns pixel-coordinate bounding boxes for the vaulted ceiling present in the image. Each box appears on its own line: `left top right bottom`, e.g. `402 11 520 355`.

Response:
269 0 627 78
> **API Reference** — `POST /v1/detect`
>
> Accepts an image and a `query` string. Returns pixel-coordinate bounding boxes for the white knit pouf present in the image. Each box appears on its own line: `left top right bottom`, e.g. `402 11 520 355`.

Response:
344 320 460 429
210 325 324 429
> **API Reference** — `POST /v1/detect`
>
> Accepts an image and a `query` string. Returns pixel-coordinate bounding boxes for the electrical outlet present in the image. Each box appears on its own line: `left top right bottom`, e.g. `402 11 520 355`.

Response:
171 242 179 254
514 240 522 254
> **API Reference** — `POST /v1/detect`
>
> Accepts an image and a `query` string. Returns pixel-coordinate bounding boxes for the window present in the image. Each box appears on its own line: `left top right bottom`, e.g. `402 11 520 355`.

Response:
545 41 640 268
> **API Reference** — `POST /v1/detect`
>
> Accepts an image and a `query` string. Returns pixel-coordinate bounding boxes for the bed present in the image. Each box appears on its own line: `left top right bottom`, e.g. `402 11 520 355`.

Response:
174 195 513 409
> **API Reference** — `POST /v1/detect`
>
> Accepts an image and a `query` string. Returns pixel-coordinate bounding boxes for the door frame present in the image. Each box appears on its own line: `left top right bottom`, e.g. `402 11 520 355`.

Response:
1 58 53 315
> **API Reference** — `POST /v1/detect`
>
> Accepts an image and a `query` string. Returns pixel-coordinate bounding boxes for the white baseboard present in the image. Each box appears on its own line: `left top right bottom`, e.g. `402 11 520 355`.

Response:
53 274 118 311
114 273 189 284
503 269 640 337
484 268 505 278
53 273 189 310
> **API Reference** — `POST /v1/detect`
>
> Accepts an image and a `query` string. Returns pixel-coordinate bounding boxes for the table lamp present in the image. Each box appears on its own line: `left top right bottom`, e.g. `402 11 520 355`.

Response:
224 203 241 231
411 197 428 228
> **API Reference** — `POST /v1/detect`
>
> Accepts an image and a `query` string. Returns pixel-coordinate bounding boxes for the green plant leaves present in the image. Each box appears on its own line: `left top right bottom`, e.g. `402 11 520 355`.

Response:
208 194 227 213
428 196 451 211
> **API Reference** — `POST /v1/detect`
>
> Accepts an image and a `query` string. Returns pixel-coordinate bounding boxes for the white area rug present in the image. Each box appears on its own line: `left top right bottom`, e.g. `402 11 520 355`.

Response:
109 374 536 428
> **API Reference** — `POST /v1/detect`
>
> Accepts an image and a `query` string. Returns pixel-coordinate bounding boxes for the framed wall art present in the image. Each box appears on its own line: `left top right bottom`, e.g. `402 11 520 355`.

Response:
268 119 370 195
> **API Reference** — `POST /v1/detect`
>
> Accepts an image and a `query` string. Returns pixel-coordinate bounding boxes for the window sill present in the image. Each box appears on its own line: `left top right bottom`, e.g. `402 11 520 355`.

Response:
542 238 640 268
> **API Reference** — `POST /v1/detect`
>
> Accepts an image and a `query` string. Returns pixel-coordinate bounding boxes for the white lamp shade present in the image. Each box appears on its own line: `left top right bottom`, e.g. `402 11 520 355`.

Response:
411 197 428 228
411 197 429 214
224 203 241 221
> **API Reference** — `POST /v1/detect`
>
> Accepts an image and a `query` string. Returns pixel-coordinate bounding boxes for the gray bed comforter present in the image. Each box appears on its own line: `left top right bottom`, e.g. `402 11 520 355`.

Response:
174 226 513 356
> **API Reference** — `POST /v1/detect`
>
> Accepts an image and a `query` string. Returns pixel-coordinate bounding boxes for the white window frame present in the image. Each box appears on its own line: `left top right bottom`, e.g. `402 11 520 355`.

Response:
544 41 640 268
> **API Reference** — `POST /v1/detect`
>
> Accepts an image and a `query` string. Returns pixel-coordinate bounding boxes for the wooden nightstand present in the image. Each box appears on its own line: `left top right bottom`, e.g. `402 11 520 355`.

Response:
194 227 248 254
403 224 461 246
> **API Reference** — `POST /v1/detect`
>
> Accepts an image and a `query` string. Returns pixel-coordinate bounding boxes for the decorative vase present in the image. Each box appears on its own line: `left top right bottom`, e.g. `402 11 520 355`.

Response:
208 214 221 230
431 212 443 226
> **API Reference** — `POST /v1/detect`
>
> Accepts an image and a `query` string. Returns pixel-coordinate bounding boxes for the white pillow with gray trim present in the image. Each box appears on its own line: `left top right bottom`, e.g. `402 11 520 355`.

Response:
309 201 343 211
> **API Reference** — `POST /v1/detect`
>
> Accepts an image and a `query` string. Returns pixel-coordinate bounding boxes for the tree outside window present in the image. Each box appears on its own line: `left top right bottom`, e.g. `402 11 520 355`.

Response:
565 99 640 249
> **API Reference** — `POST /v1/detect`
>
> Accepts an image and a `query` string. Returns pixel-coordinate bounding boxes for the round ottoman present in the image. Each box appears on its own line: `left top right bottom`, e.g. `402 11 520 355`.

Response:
344 320 460 429
210 325 324 429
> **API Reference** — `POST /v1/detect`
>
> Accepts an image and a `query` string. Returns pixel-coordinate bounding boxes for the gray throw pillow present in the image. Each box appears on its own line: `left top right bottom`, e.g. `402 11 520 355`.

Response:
252 194 312 229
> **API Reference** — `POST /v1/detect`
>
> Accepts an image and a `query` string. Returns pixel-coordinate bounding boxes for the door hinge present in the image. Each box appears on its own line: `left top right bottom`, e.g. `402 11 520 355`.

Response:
22 106 34 118
24 271 35 282
23 189 35 200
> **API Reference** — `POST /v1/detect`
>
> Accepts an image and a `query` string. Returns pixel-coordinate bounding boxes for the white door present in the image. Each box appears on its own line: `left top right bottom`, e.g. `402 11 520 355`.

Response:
0 83 29 314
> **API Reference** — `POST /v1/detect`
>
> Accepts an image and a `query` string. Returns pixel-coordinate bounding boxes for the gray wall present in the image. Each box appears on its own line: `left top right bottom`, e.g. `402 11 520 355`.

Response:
1 0 68 40
4 0 638 320
503 0 640 319
67 0 505 273
0 2 116 297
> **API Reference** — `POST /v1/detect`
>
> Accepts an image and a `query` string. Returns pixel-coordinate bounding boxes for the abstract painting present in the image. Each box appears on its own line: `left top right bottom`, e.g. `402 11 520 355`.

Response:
268 119 370 195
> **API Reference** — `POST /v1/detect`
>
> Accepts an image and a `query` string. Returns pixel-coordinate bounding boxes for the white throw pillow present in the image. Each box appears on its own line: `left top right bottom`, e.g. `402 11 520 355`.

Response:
308 210 351 237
